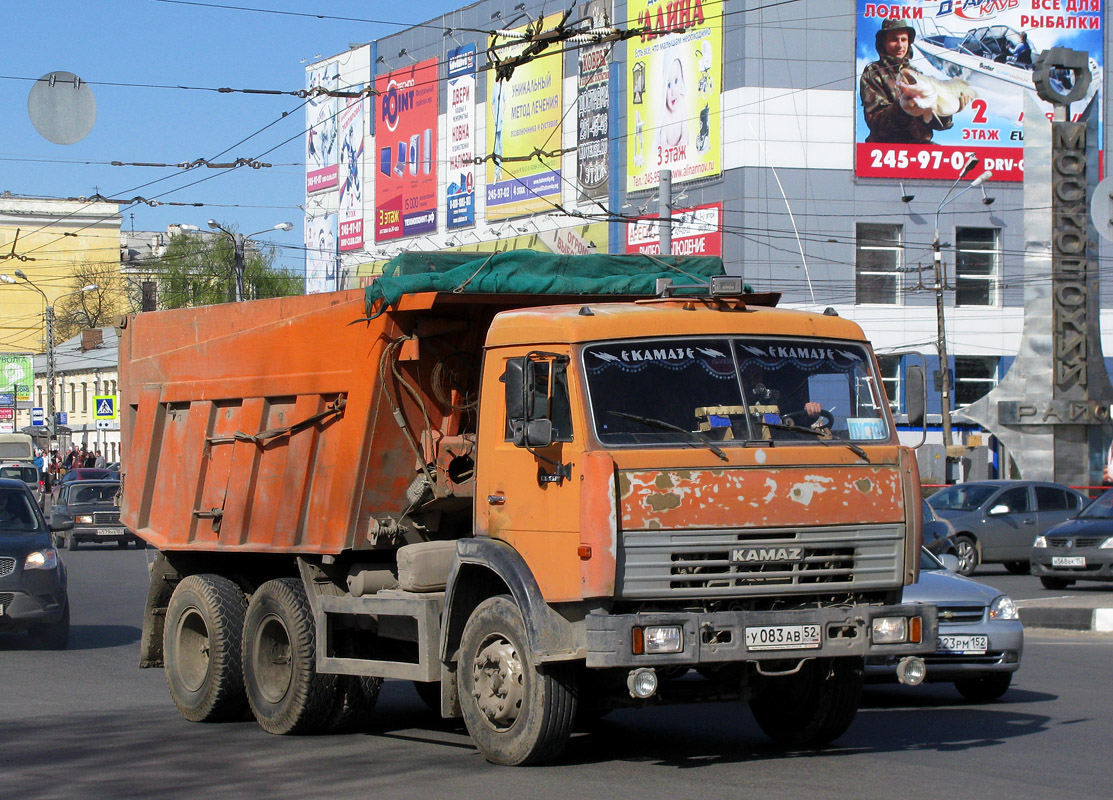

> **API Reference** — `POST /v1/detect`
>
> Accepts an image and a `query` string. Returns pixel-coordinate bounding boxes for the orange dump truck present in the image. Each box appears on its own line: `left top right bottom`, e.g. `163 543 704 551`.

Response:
121 251 935 765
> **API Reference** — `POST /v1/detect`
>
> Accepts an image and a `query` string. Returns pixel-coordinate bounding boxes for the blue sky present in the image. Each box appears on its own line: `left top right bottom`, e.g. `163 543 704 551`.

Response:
3 0 461 272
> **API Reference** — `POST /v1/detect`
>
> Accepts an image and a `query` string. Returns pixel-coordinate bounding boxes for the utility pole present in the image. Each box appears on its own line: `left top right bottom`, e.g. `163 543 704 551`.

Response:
208 220 293 301
658 168 672 255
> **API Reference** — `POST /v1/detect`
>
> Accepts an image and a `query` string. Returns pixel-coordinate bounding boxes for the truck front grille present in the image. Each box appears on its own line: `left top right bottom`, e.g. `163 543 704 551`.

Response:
617 525 904 600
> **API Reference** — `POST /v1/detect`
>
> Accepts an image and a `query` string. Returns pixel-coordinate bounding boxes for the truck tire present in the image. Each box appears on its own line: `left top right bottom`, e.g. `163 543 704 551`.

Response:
457 595 577 765
955 672 1012 703
242 577 336 735
749 657 863 747
412 680 442 713
953 535 979 576
164 574 249 722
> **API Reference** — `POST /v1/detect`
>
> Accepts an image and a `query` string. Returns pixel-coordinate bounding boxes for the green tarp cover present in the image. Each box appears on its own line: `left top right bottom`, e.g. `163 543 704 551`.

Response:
363 249 727 317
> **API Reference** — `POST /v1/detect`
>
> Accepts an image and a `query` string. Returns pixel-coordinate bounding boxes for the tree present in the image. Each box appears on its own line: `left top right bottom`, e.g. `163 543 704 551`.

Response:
150 224 302 309
53 260 130 343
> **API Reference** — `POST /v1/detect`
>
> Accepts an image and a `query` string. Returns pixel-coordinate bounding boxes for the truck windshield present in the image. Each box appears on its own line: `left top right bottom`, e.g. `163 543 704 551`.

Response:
583 337 889 447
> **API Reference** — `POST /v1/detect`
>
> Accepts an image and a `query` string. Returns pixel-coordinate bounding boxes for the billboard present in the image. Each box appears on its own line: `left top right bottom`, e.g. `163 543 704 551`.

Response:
305 214 337 295
855 1 1104 182
446 45 477 229
306 62 339 193
338 95 364 251
625 0 723 194
0 354 33 402
375 58 439 241
577 0 613 201
625 202 722 256
486 14 565 220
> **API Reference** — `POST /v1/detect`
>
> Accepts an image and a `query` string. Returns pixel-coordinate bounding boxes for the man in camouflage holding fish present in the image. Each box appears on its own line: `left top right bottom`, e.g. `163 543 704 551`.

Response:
860 18 974 144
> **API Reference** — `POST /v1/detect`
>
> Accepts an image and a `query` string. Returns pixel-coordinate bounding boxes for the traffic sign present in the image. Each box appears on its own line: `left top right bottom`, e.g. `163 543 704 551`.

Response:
0 393 14 407
31 407 44 426
56 411 68 425
93 395 117 420
96 419 112 430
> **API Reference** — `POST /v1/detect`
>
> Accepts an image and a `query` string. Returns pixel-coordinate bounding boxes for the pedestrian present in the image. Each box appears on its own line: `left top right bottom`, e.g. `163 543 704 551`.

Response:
83 449 97 468
94 450 106 469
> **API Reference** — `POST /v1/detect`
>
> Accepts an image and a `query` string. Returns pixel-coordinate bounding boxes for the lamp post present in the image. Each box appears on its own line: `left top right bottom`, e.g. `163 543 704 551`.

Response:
932 157 993 459
206 220 293 302
4 271 97 441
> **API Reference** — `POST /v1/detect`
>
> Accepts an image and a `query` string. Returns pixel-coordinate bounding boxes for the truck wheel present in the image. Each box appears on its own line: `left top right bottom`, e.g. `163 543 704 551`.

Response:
955 672 1012 703
242 577 336 735
413 680 442 713
749 657 863 747
29 601 70 650
953 535 979 576
164 574 249 722
458 595 577 765
321 632 382 733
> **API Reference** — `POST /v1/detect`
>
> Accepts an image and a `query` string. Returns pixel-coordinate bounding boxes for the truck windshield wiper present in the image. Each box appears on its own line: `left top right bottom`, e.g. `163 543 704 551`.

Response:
761 421 871 462
607 411 728 462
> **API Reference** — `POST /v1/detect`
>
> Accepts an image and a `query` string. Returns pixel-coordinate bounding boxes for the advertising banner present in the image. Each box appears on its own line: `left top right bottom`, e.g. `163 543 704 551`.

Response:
306 62 339 193
375 58 439 242
0 354 34 402
855 1 1104 182
305 214 337 295
625 0 723 194
625 202 722 256
486 14 565 220
577 0 613 201
338 95 364 251
446 44 477 229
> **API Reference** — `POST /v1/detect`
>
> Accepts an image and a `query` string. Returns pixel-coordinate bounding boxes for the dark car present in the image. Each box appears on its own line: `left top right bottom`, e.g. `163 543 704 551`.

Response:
0 478 71 648
1031 488 1113 589
927 480 1088 576
54 468 118 493
922 499 957 556
0 461 45 508
50 480 142 550
866 548 1023 702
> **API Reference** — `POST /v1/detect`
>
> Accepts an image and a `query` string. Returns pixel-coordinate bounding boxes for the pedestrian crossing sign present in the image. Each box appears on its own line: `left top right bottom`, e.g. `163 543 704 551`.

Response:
93 395 118 420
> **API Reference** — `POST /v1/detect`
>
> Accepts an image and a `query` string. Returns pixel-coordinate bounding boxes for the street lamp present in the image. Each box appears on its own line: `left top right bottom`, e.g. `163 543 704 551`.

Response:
932 157 994 457
207 220 294 302
5 270 97 441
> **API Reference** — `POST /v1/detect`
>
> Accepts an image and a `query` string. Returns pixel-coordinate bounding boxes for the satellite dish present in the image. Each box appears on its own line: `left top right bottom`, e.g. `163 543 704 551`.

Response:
27 71 97 145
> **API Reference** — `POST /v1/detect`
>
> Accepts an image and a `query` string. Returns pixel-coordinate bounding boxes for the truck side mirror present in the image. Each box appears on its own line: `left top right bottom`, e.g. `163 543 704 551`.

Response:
511 418 554 448
906 364 925 428
503 357 533 421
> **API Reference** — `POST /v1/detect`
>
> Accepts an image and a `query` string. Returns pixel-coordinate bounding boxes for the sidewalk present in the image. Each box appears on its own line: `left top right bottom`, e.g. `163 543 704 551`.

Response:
1016 594 1113 632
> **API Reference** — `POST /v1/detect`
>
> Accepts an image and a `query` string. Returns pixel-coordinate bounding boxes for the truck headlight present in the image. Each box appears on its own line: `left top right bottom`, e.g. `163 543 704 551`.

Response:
872 615 921 644
989 595 1018 621
632 625 683 654
25 548 59 571
1033 535 1047 549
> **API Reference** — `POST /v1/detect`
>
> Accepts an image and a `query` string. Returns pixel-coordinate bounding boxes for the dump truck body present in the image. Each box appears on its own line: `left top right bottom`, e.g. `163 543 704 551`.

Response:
122 253 934 765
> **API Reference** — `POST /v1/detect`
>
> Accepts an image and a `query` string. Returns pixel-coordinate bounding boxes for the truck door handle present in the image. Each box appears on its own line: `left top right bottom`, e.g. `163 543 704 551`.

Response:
488 495 506 506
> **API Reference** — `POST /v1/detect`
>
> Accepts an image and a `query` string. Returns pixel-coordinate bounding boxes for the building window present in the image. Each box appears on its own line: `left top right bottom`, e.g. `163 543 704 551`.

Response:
955 227 1000 306
37 386 43 407
876 355 901 412
955 356 998 408
69 383 76 411
856 224 903 305
82 382 88 412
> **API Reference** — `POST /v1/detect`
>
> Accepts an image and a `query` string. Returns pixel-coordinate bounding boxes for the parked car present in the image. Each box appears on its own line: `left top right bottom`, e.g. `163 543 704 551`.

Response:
1031 488 1113 589
50 480 142 550
0 461 45 508
926 480 1087 576
922 499 957 556
865 548 1023 701
0 477 71 648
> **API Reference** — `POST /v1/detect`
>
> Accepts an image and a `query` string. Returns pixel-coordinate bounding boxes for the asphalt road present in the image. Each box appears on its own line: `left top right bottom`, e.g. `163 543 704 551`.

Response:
2 546 1112 800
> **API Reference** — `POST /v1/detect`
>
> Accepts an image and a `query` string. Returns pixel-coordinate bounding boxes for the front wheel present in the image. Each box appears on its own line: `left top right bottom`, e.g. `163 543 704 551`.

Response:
1003 561 1029 575
953 535 979 576
955 672 1012 702
458 596 577 765
1040 575 1073 590
749 658 863 747
242 578 336 735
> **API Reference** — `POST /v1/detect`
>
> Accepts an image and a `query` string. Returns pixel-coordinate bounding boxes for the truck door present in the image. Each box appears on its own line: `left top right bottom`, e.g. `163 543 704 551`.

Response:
475 349 585 602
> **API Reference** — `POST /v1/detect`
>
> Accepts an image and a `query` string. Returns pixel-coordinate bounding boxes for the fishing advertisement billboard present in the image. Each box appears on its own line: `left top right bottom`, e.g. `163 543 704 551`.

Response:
485 14 565 220
375 58 439 242
306 62 339 193
625 0 723 194
446 44 476 230
855 1 1104 182
338 95 364 251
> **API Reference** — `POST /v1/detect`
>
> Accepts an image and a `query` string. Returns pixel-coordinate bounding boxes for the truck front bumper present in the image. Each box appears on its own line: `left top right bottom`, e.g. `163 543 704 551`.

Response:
585 604 937 668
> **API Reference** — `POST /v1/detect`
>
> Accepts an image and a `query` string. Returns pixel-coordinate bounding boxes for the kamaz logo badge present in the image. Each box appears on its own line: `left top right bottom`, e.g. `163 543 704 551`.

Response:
731 546 804 563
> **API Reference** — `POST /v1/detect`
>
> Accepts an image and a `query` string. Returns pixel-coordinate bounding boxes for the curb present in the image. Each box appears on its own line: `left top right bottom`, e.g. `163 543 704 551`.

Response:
1019 606 1113 632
